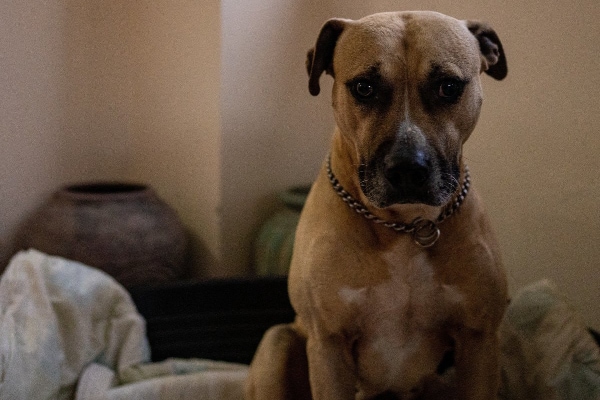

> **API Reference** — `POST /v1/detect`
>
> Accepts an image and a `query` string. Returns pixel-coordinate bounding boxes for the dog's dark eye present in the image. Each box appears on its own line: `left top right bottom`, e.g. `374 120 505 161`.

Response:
353 81 375 99
438 80 465 102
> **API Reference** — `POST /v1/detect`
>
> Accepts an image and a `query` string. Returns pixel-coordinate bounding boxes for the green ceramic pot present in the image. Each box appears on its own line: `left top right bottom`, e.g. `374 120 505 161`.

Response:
254 185 311 276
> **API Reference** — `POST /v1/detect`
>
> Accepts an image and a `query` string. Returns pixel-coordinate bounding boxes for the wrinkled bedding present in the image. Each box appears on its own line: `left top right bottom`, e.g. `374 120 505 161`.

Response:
499 279 600 399
0 249 598 399
0 250 246 400
76 360 247 400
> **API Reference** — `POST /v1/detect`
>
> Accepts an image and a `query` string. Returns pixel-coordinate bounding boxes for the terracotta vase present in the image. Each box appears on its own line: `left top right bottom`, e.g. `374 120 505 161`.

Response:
254 185 311 276
17 182 188 287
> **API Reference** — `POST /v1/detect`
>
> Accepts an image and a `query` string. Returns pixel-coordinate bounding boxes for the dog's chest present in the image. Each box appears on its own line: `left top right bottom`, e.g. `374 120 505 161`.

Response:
336 252 463 395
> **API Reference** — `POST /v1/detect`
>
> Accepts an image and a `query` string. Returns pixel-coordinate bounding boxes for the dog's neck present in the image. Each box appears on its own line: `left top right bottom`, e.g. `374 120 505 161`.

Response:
329 130 470 247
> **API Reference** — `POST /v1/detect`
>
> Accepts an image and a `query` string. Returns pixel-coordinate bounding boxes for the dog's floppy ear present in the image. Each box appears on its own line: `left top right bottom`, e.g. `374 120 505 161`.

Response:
306 18 349 96
466 21 507 80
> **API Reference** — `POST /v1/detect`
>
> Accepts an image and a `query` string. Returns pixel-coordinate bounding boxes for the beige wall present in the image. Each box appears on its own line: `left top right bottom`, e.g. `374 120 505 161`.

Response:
0 0 221 273
0 1 130 266
125 1 222 274
220 0 334 275
1 1 598 328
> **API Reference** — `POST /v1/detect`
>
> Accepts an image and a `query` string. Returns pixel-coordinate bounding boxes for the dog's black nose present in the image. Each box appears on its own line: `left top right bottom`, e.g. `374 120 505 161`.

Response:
384 150 431 190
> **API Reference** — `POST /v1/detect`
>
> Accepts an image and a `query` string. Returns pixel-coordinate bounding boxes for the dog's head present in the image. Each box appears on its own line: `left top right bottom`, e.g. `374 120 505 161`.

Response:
307 11 506 208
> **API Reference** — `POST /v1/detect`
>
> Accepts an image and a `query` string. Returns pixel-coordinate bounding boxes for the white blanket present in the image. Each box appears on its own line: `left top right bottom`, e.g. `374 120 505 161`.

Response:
76 360 247 400
0 250 247 400
499 280 600 399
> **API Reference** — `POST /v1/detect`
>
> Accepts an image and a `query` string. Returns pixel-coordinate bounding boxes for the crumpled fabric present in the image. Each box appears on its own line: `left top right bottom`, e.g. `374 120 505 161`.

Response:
0 249 149 399
76 360 248 400
500 279 600 400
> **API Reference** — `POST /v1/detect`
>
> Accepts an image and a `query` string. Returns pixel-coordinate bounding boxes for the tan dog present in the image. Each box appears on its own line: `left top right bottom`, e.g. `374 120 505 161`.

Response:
246 11 508 400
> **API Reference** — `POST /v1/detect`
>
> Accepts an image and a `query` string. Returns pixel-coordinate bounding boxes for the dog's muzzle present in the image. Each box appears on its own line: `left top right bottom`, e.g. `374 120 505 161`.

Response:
360 140 459 208
327 154 470 247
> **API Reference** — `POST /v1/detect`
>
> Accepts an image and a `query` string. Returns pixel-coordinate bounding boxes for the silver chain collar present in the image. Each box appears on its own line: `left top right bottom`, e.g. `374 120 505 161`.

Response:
326 155 471 247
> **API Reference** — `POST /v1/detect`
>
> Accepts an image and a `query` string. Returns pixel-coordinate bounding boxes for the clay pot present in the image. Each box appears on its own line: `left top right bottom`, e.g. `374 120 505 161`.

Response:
17 182 188 287
254 185 311 276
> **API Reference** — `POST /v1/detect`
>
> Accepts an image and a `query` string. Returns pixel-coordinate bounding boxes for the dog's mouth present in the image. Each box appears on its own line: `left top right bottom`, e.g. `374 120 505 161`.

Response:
358 149 460 208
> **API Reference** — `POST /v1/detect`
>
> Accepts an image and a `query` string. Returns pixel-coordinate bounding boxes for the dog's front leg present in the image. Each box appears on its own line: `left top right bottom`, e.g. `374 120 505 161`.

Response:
306 333 357 400
454 330 501 400
245 323 311 400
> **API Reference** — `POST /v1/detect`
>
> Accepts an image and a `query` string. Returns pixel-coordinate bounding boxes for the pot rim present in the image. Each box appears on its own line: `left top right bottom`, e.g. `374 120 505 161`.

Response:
57 181 152 201
278 185 311 210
